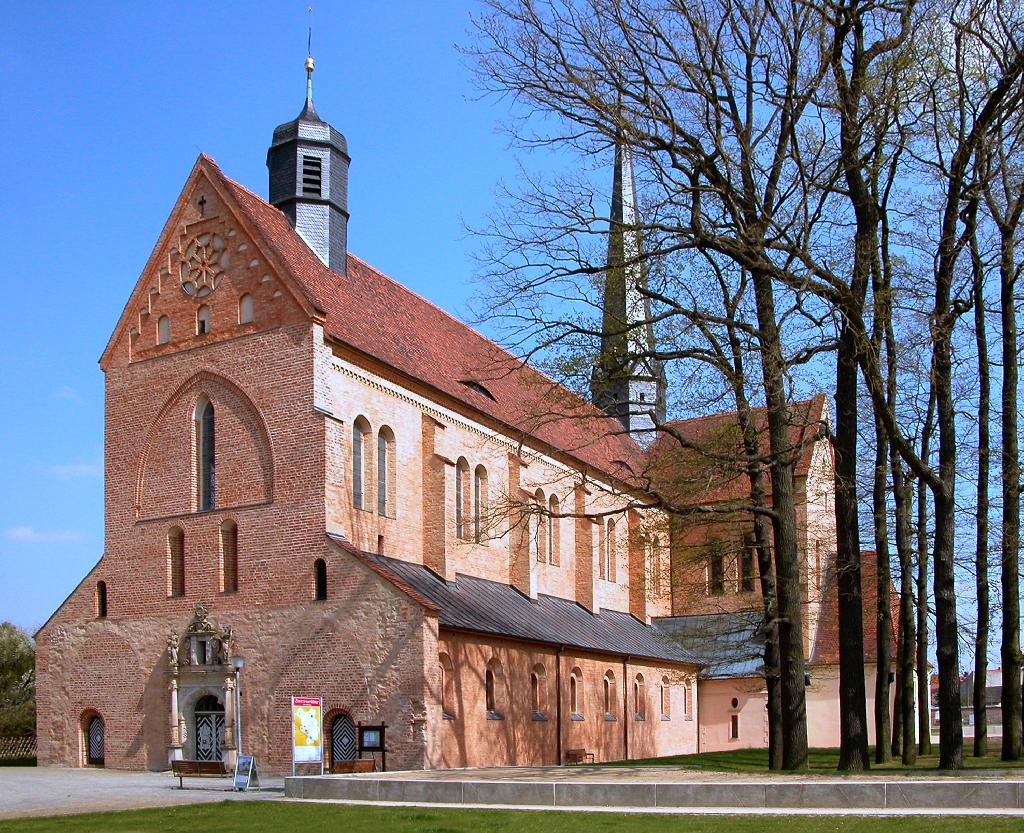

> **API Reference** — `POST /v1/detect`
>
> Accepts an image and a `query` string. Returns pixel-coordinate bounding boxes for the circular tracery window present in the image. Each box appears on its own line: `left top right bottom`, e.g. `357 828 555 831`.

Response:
180 233 230 297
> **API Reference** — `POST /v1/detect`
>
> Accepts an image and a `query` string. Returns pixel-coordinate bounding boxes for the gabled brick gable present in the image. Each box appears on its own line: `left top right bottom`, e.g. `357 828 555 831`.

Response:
100 155 317 372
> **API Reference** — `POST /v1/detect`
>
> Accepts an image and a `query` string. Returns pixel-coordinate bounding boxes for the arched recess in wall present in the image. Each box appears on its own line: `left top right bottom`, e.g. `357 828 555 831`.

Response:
439 652 456 719
80 709 105 767
135 371 274 520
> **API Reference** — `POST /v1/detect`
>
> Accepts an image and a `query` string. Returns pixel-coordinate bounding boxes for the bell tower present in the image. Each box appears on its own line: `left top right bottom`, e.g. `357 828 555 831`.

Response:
267 54 350 274
590 135 666 445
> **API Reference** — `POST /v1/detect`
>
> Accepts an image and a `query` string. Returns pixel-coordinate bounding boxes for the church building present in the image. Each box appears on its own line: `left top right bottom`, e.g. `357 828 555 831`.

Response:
35 58 891 774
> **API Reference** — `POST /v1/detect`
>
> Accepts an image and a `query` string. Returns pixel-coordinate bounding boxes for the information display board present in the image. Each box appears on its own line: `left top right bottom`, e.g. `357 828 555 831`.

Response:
233 755 259 791
291 696 323 769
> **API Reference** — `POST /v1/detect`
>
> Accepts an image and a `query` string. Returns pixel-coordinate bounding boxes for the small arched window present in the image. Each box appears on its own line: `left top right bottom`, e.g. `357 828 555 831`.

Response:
352 417 371 511
314 558 327 601
95 581 107 619
650 535 662 595
569 667 583 716
605 519 617 582
531 663 547 716
377 426 396 517
548 494 560 565
455 458 470 539
485 658 503 718
220 519 238 593
238 293 254 325
168 527 185 597
195 396 215 512
157 315 170 345
603 670 616 717
439 652 455 719
682 682 691 717
196 304 211 335
740 539 756 593
473 465 488 543
633 673 645 720
661 677 672 719
708 553 725 596
532 489 545 562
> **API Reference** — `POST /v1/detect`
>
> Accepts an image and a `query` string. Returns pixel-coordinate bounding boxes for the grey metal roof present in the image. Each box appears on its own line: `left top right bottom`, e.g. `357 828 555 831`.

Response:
363 551 699 666
652 611 765 679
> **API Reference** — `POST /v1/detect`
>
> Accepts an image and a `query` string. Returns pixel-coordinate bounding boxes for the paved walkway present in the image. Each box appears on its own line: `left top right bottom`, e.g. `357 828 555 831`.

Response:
0 767 282 821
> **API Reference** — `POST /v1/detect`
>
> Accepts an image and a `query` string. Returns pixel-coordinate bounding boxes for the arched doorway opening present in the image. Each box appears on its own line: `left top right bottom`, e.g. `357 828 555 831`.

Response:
193 694 225 762
329 712 356 770
85 714 105 767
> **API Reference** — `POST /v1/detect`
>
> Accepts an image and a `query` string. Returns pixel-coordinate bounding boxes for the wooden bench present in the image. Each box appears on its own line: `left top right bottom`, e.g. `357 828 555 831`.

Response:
330 758 375 774
565 748 595 765
171 759 230 788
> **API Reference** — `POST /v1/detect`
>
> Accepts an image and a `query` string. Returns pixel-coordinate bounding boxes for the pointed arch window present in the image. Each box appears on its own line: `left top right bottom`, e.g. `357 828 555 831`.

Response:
168 527 185 597
196 304 211 335
455 458 470 539
548 494 560 565
660 677 672 719
220 519 238 593
238 294 254 325
157 315 170 345
352 417 371 511
377 426 396 517
473 465 488 543
195 396 215 511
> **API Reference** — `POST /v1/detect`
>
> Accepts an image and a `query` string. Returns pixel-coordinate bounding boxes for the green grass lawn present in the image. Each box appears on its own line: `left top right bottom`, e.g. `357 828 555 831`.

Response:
608 747 1024 773
1 802 1023 833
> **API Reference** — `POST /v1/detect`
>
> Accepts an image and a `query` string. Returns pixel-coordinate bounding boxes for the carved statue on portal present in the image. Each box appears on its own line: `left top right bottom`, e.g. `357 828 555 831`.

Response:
167 603 235 669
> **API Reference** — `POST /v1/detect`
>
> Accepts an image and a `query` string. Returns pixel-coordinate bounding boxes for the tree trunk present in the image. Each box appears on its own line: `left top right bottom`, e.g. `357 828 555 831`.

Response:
893 460 918 764
916 405 934 756
999 227 1022 761
873 418 894 764
835 324 870 770
750 266 808 770
971 230 990 758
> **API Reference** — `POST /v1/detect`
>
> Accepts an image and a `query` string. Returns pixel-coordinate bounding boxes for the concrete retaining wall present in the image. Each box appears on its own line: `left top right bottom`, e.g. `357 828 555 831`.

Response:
285 775 1024 810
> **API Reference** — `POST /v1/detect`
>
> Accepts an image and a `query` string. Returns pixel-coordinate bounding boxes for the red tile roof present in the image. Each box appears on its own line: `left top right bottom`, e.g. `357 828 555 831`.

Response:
646 394 829 506
210 159 646 479
810 549 900 665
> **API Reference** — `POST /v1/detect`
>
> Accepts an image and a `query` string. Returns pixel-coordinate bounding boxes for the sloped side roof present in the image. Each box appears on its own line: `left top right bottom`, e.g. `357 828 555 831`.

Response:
207 161 644 479
327 535 696 665
646 394 829 506
810 549 899 665
653 611 765 680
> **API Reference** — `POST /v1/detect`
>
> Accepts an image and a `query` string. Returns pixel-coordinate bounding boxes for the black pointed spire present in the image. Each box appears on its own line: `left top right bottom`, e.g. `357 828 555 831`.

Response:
590 133 666 444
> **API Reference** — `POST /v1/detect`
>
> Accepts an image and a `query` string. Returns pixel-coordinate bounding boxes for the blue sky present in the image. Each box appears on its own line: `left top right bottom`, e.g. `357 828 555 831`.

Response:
0 1 533 631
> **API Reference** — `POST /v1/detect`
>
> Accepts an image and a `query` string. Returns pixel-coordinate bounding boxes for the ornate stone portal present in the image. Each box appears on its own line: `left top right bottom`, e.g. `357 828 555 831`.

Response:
167 603 238 767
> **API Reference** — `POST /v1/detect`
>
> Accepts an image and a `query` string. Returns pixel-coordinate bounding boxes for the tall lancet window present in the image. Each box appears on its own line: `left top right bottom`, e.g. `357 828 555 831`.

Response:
352 417 370 510
196 396 215 511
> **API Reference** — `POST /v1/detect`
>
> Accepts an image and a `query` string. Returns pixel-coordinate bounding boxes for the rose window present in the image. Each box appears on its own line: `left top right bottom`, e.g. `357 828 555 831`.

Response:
180 233 230 297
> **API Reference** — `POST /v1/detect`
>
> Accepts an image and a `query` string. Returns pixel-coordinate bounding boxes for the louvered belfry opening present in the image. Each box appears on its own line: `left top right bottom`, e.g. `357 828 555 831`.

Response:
301 155 322 196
